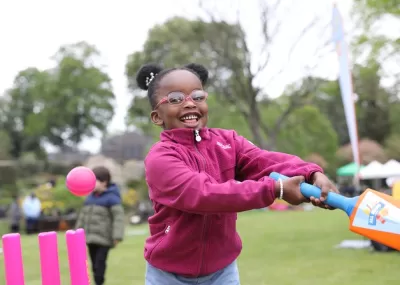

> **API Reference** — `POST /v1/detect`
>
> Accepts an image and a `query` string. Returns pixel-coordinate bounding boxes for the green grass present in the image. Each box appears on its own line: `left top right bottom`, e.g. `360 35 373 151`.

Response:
0 210 399 284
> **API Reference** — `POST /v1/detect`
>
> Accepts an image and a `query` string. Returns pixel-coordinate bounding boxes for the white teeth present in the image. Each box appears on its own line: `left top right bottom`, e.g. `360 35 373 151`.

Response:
181 115 198 120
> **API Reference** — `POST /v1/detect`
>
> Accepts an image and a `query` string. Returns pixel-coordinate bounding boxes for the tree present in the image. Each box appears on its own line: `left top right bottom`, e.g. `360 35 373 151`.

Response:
0 131 12 159
389 99 400 135
309 79 350 145
310 59 396 145
271 79 338 164
276 105 338 163
352 0 399 77
353 0 399 23
125 2 329 150
0 68 49 158
353 59 393 144
384 133 400 160
0 42 115 156
41 42 115 147
352 1 400 148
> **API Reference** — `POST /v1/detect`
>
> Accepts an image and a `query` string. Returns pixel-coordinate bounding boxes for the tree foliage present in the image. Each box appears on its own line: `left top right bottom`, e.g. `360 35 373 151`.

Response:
0 42 115 158
352 0 399 75
123 5 399 171
353 0 399 23
125 15 326 150
0 68 48 158
38 42 115 147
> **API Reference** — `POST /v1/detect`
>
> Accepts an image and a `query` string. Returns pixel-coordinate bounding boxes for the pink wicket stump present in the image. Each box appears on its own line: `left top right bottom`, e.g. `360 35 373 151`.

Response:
66 229 90 285
38 231 61 285
2 228 90 284
2 233 25 285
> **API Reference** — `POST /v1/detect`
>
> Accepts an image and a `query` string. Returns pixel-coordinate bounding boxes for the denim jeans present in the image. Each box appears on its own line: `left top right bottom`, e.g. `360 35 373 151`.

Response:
145 260 240 285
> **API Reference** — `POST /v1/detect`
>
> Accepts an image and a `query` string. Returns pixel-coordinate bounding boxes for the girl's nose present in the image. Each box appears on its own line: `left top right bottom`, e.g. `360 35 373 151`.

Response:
182 96 196 108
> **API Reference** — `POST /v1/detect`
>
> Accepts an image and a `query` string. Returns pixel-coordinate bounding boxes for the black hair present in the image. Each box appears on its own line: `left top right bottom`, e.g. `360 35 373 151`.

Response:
135 63 209 109
92 166 111 186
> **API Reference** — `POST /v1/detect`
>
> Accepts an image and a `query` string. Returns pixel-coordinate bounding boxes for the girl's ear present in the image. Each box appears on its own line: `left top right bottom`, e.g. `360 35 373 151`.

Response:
151 110 164 127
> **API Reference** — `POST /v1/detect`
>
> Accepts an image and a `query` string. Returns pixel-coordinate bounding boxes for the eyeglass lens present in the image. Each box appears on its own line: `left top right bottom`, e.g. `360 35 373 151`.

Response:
167 91 207 104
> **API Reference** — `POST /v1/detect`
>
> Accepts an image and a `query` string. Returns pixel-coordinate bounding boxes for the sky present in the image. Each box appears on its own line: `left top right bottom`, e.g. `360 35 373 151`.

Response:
0 0 367 153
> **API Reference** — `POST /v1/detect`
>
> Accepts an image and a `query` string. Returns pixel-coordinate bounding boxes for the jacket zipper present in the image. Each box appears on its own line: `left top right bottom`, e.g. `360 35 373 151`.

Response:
194 130 202 142
194 130 207 171
199 215 208 275
194 130 208 276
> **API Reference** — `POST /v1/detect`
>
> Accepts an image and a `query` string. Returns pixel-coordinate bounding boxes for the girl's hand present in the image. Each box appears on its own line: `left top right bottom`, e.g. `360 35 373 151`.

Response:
275 176 308 205
309 172 339 210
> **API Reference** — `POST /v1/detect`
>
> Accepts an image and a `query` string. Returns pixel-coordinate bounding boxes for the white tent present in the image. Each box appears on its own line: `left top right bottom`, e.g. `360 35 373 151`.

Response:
358 161 384 179
381 159 400 178
359 159 400 180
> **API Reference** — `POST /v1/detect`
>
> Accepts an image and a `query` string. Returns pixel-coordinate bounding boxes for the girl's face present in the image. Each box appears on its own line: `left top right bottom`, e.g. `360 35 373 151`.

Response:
150 70 208 130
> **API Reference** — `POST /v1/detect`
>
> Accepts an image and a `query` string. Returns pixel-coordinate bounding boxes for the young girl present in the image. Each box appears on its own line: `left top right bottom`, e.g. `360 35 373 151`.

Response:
136 63 338 285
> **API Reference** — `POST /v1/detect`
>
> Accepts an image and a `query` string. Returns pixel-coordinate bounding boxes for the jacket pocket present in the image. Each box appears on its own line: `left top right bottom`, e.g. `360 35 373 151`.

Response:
146 223 171 261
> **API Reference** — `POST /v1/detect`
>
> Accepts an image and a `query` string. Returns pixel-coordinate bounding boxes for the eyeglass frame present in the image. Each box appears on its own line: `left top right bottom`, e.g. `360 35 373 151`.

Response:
153 90 208 110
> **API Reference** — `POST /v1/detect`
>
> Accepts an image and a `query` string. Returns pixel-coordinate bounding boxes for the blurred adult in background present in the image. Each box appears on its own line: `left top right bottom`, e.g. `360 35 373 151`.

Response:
22 192 41 234
9 193 22 233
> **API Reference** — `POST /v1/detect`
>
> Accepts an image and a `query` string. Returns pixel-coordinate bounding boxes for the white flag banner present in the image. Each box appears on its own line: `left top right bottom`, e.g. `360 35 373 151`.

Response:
332 4 361 173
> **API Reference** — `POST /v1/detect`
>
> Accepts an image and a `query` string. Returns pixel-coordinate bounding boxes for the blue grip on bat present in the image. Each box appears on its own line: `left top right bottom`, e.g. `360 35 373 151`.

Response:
269 172 355 216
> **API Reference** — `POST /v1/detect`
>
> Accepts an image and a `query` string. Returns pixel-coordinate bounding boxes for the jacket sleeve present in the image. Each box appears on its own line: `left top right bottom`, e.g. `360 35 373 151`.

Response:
233 132 323 182
145 145 277 214
111 204 125 241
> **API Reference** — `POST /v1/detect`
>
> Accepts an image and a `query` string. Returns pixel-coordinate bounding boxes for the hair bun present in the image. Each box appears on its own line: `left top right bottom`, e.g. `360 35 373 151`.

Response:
136 63 163 90
184 63 208 85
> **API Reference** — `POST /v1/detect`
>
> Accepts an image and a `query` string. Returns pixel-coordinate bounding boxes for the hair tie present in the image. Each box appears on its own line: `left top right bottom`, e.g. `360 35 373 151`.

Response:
145 72 157 87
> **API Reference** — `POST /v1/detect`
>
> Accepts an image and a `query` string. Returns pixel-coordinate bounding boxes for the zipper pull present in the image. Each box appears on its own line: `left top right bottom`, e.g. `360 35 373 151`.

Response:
165 225 170 234
194 130 202 142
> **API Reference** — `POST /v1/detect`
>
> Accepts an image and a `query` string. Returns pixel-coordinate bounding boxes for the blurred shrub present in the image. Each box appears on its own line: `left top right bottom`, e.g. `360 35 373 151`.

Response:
52 178 85 210
122 188 139 209
126 178 149 200
35 178 84 213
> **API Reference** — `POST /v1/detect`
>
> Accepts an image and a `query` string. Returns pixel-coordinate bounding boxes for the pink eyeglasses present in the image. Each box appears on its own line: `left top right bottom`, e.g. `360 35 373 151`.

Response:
154 90 208 109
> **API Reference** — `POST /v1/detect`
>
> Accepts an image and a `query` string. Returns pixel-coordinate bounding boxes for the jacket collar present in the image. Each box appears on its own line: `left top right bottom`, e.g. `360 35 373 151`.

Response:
160 128 210 145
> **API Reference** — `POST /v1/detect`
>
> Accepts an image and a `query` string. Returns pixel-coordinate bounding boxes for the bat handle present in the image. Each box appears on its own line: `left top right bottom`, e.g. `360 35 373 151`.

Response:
269 172 351 214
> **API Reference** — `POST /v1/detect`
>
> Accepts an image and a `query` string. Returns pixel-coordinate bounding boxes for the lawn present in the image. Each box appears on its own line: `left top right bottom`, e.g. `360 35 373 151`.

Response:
0 209 399 285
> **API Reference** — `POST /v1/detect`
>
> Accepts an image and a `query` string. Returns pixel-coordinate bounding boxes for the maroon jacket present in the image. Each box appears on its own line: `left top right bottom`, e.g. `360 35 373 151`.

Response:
144 128 322 277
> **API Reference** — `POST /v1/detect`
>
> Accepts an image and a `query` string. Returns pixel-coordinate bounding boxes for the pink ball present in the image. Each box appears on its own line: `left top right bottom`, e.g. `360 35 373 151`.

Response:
66 166 96 196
